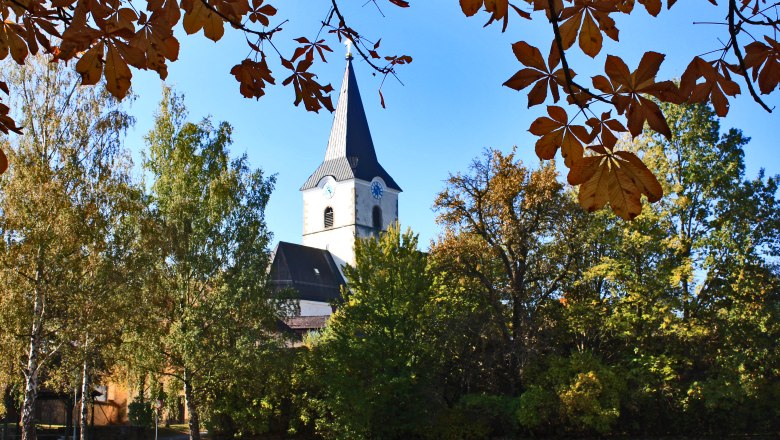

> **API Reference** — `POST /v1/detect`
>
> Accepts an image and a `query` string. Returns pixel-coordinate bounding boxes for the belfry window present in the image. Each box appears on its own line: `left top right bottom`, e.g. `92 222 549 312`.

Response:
372 206 382 231
324 207 334 228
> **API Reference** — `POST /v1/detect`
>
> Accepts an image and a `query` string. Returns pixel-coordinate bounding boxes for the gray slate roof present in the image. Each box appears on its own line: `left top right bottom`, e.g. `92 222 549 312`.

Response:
269 241 346 303
301 58 401 191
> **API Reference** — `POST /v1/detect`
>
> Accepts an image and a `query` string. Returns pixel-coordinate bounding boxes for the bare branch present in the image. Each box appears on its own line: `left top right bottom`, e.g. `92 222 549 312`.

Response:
728 0 773 113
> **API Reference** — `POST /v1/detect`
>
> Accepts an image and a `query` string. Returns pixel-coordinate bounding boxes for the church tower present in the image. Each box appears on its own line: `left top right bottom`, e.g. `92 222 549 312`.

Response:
300 54 401 268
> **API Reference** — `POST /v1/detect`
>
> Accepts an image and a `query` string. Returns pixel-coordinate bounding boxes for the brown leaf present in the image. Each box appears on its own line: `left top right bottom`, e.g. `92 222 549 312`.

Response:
104 42 132 99
638 0 661 15
579 11 602 58
0 148 7 174
743 37 780 94
600 52 678 138
460 0 483 15
505 41 573 106
680 56 740 116
558 10 582 50
76 42 104 85
569 149 662 220
529 106 587 167
182 0 225 41
230 57 275 99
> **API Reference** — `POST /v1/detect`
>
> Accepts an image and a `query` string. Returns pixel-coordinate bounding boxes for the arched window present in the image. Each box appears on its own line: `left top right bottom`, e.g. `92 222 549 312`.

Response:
372 206 382 231
324 207 334 228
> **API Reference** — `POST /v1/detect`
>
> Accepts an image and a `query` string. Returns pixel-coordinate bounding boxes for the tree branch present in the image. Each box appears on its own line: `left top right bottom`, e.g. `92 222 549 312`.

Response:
546 0 611 107
728 0 773 113
329 0 395 75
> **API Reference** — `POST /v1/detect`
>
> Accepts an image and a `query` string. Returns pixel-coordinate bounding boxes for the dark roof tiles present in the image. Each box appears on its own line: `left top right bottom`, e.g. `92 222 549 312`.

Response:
269 241 346 303
301 58 401 191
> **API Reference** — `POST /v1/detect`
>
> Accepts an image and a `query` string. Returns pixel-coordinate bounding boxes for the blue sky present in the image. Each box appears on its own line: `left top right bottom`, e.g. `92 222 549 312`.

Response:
122 1 780 248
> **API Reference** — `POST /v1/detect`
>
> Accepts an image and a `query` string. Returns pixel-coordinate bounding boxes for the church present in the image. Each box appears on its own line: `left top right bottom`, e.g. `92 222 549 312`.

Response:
269 49 401 337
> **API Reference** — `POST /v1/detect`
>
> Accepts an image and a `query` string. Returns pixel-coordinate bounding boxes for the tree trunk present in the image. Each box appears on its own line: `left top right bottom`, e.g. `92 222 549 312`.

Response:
79 340 90 440
183 369 200 440
20 288 45 440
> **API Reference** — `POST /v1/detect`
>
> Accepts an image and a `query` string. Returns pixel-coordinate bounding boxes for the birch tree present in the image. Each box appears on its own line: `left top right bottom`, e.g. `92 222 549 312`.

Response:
0 58 136 440
138 87 279 440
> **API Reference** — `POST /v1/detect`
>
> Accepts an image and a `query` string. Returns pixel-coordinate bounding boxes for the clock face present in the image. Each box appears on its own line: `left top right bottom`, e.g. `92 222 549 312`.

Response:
323 183 335 199
370 181 384 199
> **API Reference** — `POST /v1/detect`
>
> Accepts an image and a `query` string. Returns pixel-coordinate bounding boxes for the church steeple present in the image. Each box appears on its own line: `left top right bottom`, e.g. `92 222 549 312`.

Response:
301 57 401 191
300 54 401 268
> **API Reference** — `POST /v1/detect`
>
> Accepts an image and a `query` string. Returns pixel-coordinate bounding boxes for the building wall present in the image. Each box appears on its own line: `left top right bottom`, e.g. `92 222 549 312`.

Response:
303 177 357 266
299 300 333 316
302 176 399 267
354 178 399 237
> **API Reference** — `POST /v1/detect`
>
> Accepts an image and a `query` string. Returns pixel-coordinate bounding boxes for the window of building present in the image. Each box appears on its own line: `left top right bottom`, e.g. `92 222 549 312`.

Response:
372 206 382 231
324 207 334 228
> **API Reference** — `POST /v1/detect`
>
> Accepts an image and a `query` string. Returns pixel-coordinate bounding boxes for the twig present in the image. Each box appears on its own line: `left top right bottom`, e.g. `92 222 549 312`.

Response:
728 0 773 112
546 0 611 107
199 0 284 40
330 0 395 75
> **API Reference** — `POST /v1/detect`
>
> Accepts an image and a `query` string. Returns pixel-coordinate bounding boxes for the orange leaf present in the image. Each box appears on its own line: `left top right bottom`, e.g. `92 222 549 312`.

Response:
558 10 582 50
75 42 104 85
182 0 224 41
505 41 573 106
579 12 602 58
460 0 483 16
104 43 132 99
230 57 275 99
529 106 588 167
0 148 7 174
569 149 662 220
600 52 677 138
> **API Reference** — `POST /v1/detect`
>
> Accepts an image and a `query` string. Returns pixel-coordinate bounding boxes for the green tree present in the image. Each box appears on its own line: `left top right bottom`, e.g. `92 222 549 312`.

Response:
307 224 441 439
431 148 588 392
0 58 138 440
564 102 780 434
137 86 279 440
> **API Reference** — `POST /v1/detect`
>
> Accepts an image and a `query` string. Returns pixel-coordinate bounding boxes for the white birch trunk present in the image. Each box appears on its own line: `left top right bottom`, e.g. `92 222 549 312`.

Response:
79 336 90 440
20 282 44 440
183 368 200 440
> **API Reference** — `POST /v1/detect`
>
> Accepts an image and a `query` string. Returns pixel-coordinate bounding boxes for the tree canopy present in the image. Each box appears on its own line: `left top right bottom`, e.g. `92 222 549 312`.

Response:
0 0 778 218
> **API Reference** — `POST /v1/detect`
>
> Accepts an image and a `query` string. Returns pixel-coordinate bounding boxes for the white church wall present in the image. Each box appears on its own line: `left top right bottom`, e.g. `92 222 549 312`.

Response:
353 178 399 235
302 177 356 234
299 300 333 316
303 226 354 269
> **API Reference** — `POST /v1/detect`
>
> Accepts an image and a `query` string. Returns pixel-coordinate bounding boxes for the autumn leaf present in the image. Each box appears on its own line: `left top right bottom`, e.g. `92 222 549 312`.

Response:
56 1 103 60
231 57 275 99
461 0 528 31
568 146 662 220
504 41 573 106
104 42 134 99
129 11 180 80
638 0 662 16
592 52 681 138
249 0 277 25
292 37 332 63
743 36 780 94
460 0 483 16
556 0 619 57
585 110 627 150
0 83 22 139
182 0 225 41
0 147 7 174
282 52 335 112
680 56 740 116
0 22 32 64
76 42 105 85
528 105 590 167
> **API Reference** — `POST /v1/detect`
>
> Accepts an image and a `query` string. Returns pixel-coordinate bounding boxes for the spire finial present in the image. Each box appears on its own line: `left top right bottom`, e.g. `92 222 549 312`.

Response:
345 38 353 60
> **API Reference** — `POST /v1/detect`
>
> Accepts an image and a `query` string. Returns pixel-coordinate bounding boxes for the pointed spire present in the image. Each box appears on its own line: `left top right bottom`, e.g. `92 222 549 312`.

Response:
323 56 378 164
301 58 401 191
